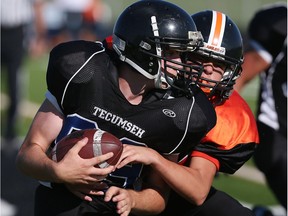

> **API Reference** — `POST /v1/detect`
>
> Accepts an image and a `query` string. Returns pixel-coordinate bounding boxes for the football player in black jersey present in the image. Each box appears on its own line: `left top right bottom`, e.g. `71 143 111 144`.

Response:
235 3 287 213
117 10 258 216
16 1 216 216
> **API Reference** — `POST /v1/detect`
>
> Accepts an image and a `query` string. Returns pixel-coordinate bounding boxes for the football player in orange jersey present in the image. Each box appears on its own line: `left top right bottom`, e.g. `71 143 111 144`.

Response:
117 10 259 216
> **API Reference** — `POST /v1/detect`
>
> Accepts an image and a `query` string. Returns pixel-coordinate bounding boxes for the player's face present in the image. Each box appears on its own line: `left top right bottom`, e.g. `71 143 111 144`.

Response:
161 50 183 77
201 61 225 83
187 53 225 89
159 49 204 91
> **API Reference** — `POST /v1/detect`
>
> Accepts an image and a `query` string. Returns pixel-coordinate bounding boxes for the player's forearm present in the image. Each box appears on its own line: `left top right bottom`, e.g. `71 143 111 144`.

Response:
16 99 65 182
151 155 215 205
16 142 58 182
127 166 169 215
234 51 270 92
128 188 167 215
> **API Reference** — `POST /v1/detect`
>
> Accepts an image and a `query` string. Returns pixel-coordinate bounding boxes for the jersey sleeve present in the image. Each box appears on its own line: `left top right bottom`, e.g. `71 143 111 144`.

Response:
192 91 259 174
46 40 105 112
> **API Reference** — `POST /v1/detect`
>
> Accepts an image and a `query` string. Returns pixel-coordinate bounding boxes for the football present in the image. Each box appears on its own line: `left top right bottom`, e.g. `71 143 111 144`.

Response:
51 129 123 168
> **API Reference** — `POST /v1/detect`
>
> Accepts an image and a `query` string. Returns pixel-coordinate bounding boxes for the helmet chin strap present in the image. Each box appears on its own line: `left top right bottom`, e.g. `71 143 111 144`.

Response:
113 36 157 80
155 72 172 90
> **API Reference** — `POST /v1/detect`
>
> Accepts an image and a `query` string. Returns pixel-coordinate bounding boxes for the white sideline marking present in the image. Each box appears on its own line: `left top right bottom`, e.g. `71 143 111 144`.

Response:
234 164 266 185
241 201 287 216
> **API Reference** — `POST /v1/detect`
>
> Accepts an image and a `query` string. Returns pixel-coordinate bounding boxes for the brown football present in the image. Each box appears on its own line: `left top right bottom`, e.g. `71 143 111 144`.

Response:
51 129 123 168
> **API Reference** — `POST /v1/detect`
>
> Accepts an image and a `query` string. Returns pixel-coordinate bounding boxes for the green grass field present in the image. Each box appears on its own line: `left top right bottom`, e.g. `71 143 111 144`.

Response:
0 53 281 210
213 173 278 206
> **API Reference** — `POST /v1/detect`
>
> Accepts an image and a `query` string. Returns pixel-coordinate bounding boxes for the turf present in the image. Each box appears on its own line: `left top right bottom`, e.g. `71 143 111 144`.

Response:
213 173 279 206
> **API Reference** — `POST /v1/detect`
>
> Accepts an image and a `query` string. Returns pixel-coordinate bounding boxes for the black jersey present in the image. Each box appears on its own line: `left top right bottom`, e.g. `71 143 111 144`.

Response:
46 40 216 189
247 3 287 137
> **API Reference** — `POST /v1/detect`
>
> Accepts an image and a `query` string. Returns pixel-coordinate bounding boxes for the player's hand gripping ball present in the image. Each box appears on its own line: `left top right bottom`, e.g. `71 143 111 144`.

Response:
51 129 123 168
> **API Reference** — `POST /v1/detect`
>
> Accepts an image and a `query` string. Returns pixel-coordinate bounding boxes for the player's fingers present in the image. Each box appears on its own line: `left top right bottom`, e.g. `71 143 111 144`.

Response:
117 208 128 216
89 188 105 195
104 186 119 202
89 152 114 166
85 175 106 183
82 194 93 202
117 155 135 168
117 147 135 166
90 165 115 178
119 211 129 216
117 200 129 216
121 144 133 154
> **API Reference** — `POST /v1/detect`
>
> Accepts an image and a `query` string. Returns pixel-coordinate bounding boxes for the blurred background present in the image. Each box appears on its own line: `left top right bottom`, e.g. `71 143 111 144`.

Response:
1 0 286 215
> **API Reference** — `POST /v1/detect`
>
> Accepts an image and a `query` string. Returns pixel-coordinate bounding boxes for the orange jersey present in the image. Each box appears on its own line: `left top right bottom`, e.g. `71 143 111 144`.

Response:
181 91 259 174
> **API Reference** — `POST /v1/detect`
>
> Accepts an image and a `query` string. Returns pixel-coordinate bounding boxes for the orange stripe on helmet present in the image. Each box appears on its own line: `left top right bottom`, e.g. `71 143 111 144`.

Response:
208 11 226 47
212 11 223 46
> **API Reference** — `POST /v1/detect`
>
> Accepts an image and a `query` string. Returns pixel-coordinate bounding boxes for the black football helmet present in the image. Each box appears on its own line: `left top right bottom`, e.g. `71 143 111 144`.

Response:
112 0 203 95
190 10 243 105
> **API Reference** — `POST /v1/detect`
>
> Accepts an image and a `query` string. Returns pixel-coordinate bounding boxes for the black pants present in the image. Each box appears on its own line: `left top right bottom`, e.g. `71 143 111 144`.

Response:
35 184 119 216
254 121 287 209
159 187 255 216
1 25 26 140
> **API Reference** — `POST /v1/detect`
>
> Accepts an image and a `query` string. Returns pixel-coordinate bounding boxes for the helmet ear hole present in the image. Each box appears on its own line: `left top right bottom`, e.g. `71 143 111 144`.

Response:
130 44 159 76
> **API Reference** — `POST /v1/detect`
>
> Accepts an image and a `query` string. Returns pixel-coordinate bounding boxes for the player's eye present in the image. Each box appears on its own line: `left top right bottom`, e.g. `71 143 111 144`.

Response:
213 62 226 70
164 50 179 58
